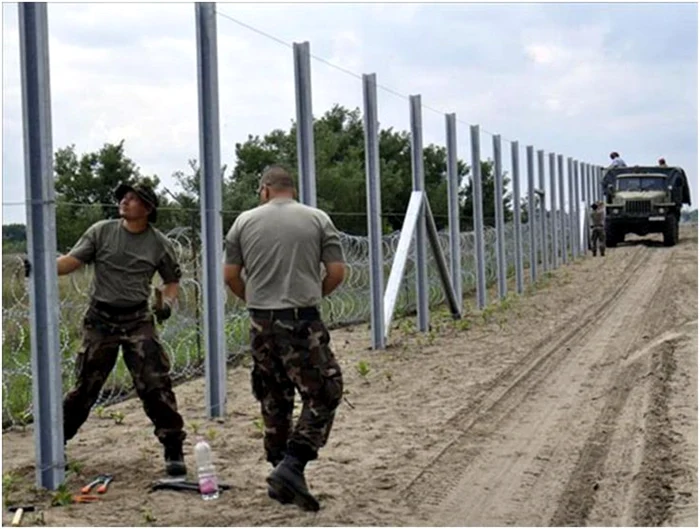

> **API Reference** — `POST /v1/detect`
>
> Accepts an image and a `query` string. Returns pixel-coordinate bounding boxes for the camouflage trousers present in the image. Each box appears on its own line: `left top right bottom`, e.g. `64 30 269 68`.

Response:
590 226 606 254
249 316 343 465
63 303 185 446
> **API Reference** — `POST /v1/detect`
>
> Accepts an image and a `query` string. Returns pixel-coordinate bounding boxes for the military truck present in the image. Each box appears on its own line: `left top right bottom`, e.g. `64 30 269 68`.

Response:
601 165 691 247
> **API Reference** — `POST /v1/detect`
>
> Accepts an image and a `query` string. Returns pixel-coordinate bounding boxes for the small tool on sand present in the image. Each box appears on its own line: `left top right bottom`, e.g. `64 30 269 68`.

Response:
8 505 35 526
149 479 231 494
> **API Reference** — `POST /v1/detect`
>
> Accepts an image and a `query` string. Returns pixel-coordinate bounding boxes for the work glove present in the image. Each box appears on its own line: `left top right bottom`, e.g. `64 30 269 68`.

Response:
152 288 173 324
153 299 172 324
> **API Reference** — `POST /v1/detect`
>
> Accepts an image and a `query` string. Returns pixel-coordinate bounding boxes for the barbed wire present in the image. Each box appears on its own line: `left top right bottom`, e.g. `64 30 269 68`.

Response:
2 213 573 429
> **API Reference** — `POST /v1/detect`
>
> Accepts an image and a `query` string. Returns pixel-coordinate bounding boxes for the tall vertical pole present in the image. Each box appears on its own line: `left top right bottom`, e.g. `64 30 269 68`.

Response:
363 74 385 349
567 157 575 260
573 160 580 258
558 154 567 265
537 150 548 272
549 152 558 269
445 114 462 309
493 135 507 299
409 95 429 331
526 146 537 283
18 1 65 490
511 141 524 294
293 41 316 207
471 125 487 309
195 2 226 417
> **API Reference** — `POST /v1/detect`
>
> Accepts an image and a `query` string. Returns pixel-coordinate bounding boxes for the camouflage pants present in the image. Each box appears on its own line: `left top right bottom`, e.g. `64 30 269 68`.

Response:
590 226 606 253
249 316 343 464
63 304 185 446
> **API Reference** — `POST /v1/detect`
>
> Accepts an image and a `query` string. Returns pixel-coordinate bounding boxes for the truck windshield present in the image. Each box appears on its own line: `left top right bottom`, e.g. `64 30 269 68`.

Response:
617 177 666 191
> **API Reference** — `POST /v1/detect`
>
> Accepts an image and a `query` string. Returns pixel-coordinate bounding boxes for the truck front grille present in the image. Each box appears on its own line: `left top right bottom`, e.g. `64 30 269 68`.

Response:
624 200 652 214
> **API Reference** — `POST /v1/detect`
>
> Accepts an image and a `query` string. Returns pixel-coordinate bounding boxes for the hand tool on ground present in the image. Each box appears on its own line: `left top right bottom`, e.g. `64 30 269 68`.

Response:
72 495 100 504
149 479 231 494
81 474 112 495
8 505 35 527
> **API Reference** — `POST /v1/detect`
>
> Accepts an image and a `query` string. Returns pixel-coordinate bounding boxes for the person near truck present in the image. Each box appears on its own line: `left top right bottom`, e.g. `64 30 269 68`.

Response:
589 201 606 256
25 182 188 477
658 158 667 166
223 165 346 512
608 151 627 168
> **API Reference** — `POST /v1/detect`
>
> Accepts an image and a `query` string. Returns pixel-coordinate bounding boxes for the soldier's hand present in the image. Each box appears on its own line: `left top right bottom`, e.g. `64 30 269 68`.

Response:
23 258 31 278
153 299 172 324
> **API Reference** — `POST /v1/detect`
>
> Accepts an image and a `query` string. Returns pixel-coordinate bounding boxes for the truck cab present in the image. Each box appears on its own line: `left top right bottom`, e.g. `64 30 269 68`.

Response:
601 166 691 247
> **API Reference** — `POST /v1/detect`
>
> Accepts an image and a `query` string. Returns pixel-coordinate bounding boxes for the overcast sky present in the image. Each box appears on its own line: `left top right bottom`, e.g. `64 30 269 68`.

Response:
2 1 697 225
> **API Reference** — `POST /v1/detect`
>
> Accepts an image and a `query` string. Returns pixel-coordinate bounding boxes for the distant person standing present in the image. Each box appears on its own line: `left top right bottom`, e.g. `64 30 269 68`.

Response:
589 202 606 256
609 151 627 168
658 157 667 166
24 182 188 476
223 165 346 512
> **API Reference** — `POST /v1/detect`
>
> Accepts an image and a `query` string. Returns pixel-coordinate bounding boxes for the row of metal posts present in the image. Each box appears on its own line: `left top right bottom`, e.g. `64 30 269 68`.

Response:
20 0 608 490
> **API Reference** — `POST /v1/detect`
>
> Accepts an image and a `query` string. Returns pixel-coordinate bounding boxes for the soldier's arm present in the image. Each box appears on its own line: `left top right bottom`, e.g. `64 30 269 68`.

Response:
60 223 99 275
156 238 183 309
320 214 345 297
223 217 246 302
57 255 84 275
224 264 246 301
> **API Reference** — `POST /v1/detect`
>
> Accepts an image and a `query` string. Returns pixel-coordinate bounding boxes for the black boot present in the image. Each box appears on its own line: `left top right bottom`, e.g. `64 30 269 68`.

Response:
164 442 187 477
266 454 319 512
267 459 293 505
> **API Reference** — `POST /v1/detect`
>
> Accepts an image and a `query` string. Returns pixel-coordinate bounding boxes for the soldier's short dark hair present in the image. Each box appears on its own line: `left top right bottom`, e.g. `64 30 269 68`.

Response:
259 165 295 190
591 203 598 210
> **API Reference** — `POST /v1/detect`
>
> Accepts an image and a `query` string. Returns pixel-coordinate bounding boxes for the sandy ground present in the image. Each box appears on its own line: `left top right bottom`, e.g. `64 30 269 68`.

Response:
2 226 697 527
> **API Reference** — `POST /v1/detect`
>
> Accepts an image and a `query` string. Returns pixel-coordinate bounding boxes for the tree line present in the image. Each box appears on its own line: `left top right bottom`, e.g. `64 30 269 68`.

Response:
4 104 519 253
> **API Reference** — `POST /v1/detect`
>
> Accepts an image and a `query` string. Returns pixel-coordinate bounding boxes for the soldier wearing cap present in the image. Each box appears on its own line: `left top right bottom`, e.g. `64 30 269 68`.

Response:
46 181 187 475
223 165 346 512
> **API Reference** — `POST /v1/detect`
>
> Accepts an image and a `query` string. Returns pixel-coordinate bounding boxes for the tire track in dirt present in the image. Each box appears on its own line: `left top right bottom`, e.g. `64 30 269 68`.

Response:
550 244 682 527
400 246 649 514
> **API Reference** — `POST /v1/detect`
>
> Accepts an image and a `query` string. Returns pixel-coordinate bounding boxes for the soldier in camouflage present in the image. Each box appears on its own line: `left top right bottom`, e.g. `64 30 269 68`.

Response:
590 202 606 257
224 165 346 512
48 182 187 476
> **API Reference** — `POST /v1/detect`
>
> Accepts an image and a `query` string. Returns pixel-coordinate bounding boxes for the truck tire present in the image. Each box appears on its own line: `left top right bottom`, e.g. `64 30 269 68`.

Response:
606 224 619 247
663 216 678 247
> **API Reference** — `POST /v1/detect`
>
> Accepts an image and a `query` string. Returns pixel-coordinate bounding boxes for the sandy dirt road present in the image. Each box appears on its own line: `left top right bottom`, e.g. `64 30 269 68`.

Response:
2 227 697 526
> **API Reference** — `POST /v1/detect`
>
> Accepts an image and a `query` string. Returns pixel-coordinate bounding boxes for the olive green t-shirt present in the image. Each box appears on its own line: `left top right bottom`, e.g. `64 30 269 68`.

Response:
69 219 182 307
224 198 345 309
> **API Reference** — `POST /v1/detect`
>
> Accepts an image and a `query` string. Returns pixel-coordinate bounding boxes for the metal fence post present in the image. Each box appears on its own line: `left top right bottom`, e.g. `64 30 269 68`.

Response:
537 150 548 272
493 135 507 299
363 74 385 350
567 157 575 260
526 146 537 283
293 41 316 207
471 126 487 309
558 154 567 265
549 152 558 269
195 2 226 418
511 141 524 294
445 114 463 308
18 1 65 490
574 160 581 257
409 95 429 331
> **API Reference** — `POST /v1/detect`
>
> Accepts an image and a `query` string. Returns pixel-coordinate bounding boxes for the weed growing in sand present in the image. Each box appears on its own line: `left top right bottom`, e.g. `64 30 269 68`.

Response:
141 507 157 524
356 360 371 378
252 417 264 432
94 406 106 419
51 484 73 507
110 411 125 425
3 471 18 501
189 422 201 435
454 317 471 332
206 428 217 442
32 511 46 526
384 371 393 382
66 460 83 475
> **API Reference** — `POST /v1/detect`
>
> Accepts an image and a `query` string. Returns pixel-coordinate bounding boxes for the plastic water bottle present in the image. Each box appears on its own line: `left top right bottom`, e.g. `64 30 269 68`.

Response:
194 437 219 500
